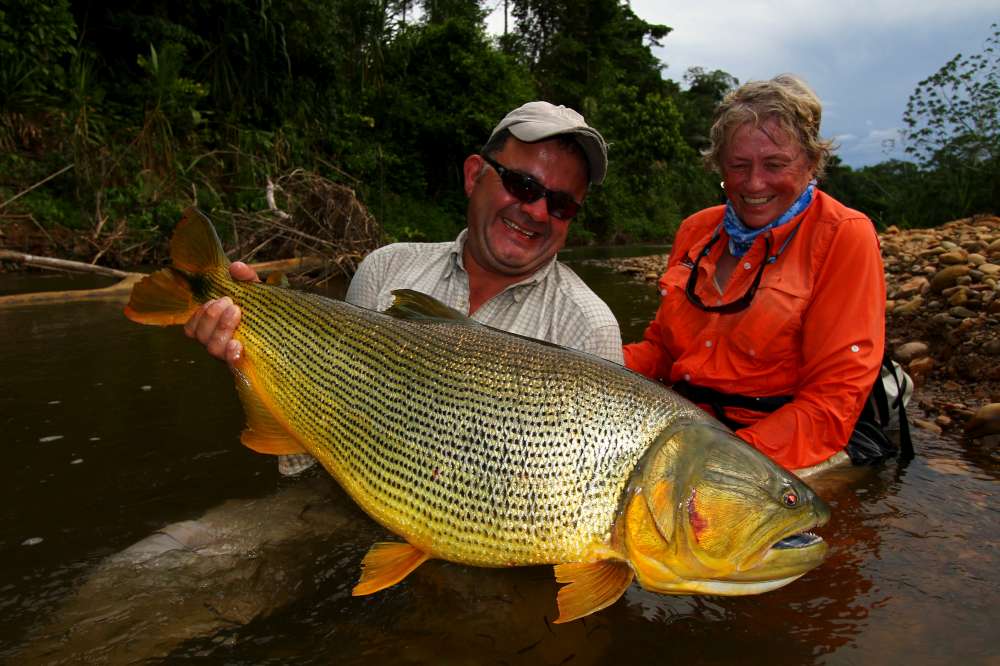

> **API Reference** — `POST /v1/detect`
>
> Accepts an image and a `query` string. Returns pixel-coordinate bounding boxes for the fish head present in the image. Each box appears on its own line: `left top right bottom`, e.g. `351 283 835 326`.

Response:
622 420 830 595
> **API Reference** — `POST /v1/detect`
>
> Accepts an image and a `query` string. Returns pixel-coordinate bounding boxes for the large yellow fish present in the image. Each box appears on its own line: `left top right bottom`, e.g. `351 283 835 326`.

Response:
125 209 830 623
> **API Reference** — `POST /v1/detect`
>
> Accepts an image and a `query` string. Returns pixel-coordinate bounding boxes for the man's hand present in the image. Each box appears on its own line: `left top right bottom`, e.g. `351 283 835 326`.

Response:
184 262 259 364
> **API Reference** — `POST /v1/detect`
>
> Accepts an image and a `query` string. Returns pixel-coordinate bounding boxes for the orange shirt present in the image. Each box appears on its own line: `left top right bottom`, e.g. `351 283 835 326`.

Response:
623 190 885 469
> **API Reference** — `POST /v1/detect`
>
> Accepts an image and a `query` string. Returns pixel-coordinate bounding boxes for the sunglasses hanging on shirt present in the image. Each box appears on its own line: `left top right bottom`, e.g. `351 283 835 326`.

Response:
480 154 582 221
685 222 803 314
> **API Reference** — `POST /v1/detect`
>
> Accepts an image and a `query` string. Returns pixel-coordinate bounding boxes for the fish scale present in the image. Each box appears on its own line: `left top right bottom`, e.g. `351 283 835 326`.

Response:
193 267 697 566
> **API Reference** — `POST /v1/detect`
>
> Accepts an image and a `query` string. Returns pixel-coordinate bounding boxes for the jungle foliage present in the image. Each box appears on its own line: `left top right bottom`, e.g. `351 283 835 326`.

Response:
0 2 996 265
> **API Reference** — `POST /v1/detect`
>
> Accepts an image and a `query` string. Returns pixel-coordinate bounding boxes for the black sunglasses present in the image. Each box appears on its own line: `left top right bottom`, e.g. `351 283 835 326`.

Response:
685 223 802 314
480 154 582 220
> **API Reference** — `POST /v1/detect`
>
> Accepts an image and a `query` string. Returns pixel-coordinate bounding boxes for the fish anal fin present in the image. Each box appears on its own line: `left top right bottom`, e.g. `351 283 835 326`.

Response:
384 289 472 323
553 560 634 624
352 542 430 596
232 364 307 456
123 268 198 326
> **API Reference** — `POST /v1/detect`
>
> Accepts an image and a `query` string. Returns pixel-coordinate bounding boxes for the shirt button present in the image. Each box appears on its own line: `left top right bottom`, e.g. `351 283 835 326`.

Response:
684 373 691 381
850 344 860 353
705 340 713 348
748 349 756 357
660 288 668 296
743 262 752 270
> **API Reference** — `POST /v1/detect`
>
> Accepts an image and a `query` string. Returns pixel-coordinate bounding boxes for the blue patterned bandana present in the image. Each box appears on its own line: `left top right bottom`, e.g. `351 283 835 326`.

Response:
723 181 816 257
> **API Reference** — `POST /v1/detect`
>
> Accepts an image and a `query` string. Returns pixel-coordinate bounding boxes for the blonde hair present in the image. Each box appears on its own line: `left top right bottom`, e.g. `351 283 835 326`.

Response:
703 74 835 178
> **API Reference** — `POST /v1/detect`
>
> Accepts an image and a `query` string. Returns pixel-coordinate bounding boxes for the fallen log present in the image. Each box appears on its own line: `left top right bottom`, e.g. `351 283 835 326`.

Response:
0 252 327 308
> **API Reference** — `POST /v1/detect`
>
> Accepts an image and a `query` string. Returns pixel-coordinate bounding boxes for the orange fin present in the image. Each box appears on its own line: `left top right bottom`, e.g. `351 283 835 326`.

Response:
123 268 198 325
553 560 634 624
170 208 230 274
232 365 307 456
265 271 289 287
352 542 430 596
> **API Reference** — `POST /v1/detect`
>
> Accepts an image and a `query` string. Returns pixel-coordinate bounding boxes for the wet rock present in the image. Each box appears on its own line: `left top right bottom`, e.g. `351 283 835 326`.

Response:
930 265 971 292
964 403 1000 439
894 341 929 363
913 418 943 434
948 306 977 319
938 250 969 265
893 296 924 315
899 276 930 297
979 263 1000 277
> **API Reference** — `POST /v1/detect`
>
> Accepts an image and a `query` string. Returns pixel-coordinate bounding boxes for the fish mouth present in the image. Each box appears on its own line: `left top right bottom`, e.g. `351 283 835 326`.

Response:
772 531 823 550
721 522 829 586
658 528 828 596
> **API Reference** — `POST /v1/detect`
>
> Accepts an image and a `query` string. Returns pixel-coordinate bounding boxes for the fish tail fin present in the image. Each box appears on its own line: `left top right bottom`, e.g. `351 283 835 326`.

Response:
123 208 230 326
123 267 199 325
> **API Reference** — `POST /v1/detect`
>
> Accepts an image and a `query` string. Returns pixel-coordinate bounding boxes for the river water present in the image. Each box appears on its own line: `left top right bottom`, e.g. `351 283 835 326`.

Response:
0 258 996 665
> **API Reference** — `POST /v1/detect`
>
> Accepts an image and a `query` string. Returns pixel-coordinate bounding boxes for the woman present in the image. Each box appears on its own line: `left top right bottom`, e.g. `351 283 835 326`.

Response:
624 74 886 471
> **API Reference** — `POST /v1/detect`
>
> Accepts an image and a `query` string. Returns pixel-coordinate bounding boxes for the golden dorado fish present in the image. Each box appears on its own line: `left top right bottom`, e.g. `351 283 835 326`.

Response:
125 209 831 623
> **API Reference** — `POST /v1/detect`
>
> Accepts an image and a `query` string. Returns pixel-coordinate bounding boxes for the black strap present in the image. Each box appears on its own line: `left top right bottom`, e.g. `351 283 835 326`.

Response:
877 351 914 460
673 373 913 465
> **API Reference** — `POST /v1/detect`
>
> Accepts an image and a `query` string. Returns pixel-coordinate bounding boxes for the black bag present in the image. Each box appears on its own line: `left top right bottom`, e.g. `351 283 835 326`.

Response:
847 352 914 465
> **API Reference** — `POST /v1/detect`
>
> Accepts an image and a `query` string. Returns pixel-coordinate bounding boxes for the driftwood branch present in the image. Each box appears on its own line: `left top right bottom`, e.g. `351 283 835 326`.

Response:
0 250 133 279
0 252 326 308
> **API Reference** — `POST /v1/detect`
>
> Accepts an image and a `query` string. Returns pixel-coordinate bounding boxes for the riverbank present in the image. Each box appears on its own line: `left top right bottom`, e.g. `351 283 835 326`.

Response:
590 214 1000 443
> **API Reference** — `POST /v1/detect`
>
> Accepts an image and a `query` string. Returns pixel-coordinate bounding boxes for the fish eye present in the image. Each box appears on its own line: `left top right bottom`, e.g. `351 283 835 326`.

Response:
781 489 799 508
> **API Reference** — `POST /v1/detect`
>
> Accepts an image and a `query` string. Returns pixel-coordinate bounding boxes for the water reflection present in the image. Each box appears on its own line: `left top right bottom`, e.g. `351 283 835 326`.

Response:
1 270 997 665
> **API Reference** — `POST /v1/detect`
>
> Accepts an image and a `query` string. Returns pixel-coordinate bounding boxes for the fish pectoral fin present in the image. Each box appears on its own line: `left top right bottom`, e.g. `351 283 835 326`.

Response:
384 289 473 323
352 542 430 596
552 560 634 624
232 365 307 456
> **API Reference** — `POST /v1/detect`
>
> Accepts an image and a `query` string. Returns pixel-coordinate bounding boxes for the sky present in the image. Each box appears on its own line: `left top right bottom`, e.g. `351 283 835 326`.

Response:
485 1 998 168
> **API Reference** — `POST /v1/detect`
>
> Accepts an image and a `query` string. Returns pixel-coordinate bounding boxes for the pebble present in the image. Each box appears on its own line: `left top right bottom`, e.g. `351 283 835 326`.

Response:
894 341 929 363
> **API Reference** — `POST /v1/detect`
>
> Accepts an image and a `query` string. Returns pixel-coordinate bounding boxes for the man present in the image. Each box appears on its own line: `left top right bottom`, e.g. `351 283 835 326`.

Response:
185 101 623 474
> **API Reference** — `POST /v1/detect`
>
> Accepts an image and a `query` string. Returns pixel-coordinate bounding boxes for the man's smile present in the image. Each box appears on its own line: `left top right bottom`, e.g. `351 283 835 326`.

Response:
502 216 541 239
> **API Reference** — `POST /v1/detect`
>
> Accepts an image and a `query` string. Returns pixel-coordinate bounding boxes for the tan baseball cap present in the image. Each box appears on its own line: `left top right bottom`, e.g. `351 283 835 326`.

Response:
487 101 608 186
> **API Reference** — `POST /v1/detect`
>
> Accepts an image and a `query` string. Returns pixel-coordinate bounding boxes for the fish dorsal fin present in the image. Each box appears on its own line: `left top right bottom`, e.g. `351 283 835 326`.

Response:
384 289 472 323
171 208 230 275
352 542 431 596
232 363 307 456
552 560 634 624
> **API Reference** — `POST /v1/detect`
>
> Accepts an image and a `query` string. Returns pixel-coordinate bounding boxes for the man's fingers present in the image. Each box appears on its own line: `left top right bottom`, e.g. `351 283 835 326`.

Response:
183 304 206 339
230 262 260 283
225 339 243 364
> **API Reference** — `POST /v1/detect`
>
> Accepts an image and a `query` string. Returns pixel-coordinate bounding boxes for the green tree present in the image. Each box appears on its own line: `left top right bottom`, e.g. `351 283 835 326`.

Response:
902 22 999 218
